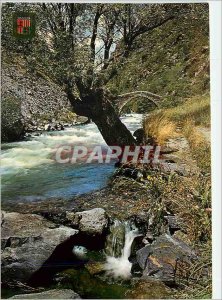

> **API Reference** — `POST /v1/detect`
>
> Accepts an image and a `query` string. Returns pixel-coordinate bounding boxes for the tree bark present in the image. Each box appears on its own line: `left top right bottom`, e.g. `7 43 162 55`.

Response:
93 102 136 147
67 88 136 147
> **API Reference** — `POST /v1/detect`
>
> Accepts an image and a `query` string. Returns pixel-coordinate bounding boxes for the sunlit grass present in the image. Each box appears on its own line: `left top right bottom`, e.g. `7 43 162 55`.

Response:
143 94 210 171
142 95 211 299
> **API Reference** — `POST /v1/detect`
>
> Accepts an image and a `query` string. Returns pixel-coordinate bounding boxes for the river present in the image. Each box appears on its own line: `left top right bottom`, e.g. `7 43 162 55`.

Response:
1 114 143 204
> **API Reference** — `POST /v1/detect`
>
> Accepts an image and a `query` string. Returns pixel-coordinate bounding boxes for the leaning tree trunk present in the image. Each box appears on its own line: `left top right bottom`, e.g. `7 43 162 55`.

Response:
67 87 136 147
93 105 136 146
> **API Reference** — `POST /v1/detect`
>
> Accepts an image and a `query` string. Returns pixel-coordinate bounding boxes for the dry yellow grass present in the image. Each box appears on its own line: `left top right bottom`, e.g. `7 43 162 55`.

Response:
143 113 178 145
183 120 211 172
143 94 211 170
144 94 210 141
183 120 205 148
166 95 210 127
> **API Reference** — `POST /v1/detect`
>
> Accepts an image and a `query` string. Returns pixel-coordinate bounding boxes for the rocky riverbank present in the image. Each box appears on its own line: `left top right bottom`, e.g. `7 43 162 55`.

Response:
1 121 211 299
1 53 89 142
1 205 196 299
1 157 210 299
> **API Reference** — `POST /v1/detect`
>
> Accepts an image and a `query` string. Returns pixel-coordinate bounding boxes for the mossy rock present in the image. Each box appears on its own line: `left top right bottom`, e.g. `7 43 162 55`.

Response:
1 94 24 142
126 278 171 299
85 261 105 275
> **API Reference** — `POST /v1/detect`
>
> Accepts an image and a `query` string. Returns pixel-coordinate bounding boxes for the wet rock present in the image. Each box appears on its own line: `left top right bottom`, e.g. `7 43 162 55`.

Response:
129 214 148 234
10 289 80 299
143 231 155 244
114 167 140 180
85 261 105 275
135 234 196 285
133 128 145 144
105 220 125 257
126 278 171 299
129 235 146 277
1 211 78 283
75 116 89 124
1 281 44 295
38 211 70 226
66 208 109 236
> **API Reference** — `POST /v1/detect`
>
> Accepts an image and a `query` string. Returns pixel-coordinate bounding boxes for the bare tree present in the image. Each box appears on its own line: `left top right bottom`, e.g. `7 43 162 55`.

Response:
2 3 197 146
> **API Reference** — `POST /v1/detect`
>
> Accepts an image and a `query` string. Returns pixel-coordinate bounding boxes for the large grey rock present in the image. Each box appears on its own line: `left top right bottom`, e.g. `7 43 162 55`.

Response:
1 211 78 283
1 58 74 142
66 208 109 236
10 289 80 299
75 116 89 124
1 94 24 142
136 234 196 285
136 244 151 270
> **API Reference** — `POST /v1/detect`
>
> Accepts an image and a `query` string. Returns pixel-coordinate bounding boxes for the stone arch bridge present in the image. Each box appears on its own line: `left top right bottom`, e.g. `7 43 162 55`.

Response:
115 91 162 114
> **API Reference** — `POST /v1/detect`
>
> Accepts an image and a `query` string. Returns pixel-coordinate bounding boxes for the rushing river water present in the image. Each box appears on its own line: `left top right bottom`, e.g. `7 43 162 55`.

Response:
1 114 143 204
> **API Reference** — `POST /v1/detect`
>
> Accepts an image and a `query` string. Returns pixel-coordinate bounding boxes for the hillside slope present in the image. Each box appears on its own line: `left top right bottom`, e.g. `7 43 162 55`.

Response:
108 5 209 111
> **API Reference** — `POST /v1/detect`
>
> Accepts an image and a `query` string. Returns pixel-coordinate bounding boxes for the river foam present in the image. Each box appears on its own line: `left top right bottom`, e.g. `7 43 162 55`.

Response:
1 114 143 203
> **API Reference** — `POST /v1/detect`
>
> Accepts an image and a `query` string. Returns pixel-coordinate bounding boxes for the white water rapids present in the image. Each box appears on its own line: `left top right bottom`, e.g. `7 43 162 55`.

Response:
1 114 143 203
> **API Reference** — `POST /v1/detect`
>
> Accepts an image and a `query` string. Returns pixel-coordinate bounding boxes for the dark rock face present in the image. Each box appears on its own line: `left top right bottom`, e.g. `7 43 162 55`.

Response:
1 211 78 284
1 62 73 142
135 234 196 285
1 94 24 142
9 289 80 299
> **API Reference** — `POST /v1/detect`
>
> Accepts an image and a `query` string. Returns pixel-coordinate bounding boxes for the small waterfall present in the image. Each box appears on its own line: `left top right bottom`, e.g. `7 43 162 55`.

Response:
105 220 125 257
104 221 140 279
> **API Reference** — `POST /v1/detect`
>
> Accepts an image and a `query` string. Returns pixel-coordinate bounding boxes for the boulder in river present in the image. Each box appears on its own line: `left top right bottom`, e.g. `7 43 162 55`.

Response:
135 234 196 285
133 128 145 144
66 208 109 236
9 289 80 299
1 211 78 284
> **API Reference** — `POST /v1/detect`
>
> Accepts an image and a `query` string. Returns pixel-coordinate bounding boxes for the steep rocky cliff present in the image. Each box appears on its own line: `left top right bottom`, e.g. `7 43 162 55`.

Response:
1 52 75 142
